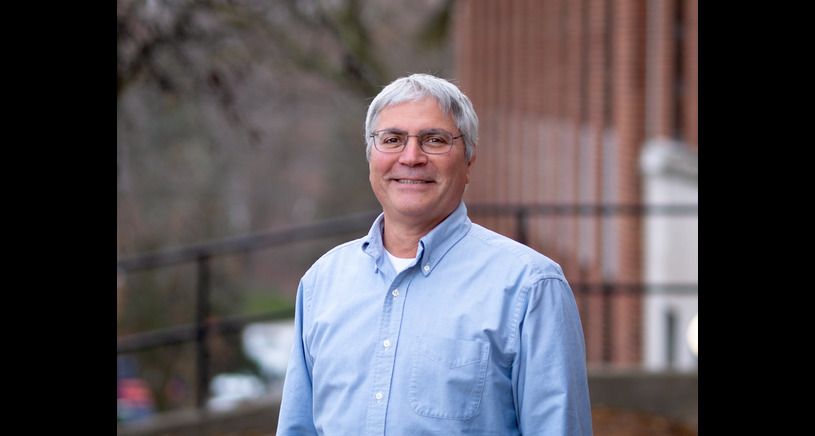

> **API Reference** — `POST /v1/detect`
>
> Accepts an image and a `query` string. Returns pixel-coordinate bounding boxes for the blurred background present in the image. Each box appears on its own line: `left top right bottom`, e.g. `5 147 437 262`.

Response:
117 0 697 434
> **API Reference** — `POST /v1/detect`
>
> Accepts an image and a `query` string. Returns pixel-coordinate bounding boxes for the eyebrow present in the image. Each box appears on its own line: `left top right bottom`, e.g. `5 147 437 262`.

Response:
378 128 452 135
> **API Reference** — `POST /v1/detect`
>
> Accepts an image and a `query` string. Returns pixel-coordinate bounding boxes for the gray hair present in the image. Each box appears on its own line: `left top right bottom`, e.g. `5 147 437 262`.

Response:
364 73 478 162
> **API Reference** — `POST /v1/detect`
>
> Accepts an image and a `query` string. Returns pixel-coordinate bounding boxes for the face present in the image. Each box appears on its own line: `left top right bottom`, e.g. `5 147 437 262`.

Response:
369 97 475 228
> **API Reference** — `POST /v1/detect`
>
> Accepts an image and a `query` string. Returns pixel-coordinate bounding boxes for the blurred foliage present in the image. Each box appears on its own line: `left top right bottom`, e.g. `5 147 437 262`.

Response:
117 0 455 252
118 0 383 100
118 0 455 414
418 0 454 49
240 291 296 316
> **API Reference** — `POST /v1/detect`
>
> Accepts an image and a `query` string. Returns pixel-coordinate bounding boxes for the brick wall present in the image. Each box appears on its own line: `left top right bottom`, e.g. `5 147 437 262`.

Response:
453 0 697 367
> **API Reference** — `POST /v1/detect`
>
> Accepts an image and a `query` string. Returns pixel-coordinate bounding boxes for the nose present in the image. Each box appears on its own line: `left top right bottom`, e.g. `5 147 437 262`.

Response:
398 136 428 166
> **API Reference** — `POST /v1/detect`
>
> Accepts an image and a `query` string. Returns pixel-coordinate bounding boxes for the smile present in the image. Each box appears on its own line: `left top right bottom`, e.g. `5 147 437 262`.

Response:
395 179 432 184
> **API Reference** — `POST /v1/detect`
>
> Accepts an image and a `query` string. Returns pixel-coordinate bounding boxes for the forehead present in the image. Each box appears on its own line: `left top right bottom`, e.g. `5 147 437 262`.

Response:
375 97 456 130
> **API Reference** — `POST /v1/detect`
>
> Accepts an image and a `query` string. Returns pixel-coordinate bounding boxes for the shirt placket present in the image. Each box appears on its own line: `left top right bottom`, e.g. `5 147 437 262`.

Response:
364 268 413 435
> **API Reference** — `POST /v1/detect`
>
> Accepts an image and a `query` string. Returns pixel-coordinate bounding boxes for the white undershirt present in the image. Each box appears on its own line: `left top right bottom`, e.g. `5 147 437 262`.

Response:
385 249 415 274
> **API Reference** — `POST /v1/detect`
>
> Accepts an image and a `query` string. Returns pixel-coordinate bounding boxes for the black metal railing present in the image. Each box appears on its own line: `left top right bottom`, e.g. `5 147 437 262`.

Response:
117 210 379 409
117 203 697 410
468 203 699 245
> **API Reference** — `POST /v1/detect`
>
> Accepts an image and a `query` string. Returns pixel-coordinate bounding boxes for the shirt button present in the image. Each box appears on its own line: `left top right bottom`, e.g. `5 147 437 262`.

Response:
375 392 383 400
392 289 399 297
383 339 391 348
423 265 430 272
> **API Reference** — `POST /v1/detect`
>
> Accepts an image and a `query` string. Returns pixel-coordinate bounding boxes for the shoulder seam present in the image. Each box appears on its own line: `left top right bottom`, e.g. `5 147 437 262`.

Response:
505 276 570 365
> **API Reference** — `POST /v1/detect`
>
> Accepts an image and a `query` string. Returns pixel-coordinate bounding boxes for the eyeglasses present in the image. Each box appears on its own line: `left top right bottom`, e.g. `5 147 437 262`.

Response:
370 129 464 154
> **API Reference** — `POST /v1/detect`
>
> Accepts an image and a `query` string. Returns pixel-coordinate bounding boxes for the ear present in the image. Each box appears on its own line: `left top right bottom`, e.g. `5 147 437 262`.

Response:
465 150 476 184
467 148 477 167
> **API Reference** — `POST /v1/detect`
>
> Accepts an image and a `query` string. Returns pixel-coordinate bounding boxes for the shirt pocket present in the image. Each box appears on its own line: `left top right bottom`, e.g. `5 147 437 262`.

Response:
408 335 490 420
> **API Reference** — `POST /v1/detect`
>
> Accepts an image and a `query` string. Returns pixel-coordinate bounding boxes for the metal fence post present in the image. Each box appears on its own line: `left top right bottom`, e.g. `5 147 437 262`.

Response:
195 254 211 410
515 207 528 245
602 282 613 364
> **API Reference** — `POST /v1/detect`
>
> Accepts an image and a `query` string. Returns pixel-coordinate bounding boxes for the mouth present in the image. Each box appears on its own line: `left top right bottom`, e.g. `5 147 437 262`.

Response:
393 178 433 184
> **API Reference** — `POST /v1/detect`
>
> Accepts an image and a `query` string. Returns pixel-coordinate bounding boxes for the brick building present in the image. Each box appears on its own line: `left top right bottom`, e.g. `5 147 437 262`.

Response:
453 0 698 368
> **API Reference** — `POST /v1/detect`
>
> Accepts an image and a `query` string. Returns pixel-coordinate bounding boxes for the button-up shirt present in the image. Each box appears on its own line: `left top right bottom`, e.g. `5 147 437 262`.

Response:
277 202 593 435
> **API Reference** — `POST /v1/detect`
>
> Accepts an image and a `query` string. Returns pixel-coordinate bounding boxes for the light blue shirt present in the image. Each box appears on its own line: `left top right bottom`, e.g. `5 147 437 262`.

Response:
277 202 593 435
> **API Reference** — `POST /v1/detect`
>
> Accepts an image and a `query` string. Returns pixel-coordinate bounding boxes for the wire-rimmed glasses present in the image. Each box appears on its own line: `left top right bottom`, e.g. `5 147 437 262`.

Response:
370 129 464 154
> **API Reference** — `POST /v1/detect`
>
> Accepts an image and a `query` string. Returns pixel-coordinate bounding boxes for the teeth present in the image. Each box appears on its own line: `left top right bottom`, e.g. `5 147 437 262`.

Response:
397 179 428 184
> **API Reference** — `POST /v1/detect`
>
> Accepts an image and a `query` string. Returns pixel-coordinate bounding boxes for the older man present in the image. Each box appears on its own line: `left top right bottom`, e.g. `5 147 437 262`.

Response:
277 73 592 435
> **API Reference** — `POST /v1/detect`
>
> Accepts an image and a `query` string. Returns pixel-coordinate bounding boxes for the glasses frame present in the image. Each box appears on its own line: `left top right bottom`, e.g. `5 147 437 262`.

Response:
370 129 465 155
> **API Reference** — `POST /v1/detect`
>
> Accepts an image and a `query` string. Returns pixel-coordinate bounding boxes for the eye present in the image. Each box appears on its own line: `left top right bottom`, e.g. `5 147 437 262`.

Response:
380 133 405 146
422 134 450 146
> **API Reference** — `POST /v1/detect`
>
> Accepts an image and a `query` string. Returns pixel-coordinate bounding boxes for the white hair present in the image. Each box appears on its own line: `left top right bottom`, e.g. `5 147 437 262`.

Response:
364 73 479 162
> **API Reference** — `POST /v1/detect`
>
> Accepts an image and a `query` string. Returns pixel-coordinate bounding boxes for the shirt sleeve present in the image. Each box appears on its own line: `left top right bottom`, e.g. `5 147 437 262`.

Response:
512 278 593 435
276 280 318 435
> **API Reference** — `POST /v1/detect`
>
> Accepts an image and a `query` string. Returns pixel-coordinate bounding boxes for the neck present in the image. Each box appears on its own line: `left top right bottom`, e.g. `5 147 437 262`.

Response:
381 212 449 258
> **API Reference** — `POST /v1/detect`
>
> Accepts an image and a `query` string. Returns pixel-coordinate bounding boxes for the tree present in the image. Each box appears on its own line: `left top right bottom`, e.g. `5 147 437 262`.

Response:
117 0 454 414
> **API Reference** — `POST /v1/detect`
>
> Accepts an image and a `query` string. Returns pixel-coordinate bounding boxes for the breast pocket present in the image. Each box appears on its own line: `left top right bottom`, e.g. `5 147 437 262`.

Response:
409 335 490 420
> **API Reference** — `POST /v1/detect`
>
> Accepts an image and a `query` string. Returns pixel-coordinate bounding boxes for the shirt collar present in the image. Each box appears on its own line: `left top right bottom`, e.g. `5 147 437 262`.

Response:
361 213 387 272
361 202 472 276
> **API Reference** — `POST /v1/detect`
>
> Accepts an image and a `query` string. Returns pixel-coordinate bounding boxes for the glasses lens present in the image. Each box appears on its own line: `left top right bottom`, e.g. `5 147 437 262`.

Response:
376 131 406 151
373 130 458 153
420 132 453 154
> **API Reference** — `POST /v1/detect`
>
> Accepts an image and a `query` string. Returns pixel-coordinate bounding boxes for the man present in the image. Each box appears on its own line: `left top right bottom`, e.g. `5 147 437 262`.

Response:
277 74 593 435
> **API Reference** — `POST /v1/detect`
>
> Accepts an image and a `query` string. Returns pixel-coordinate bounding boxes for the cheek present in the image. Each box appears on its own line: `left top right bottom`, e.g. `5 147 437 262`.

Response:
369 164 379 190
369 156 381 176
369 157 389 186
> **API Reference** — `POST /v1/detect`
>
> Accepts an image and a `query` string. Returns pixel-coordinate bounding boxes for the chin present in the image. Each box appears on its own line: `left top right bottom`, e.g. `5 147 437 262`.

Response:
394 205 436 218
392 200 457 223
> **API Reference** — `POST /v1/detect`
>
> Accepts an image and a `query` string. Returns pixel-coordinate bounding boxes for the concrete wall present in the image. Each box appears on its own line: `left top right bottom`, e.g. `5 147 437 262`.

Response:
118 397 281 436
589 369 698 431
